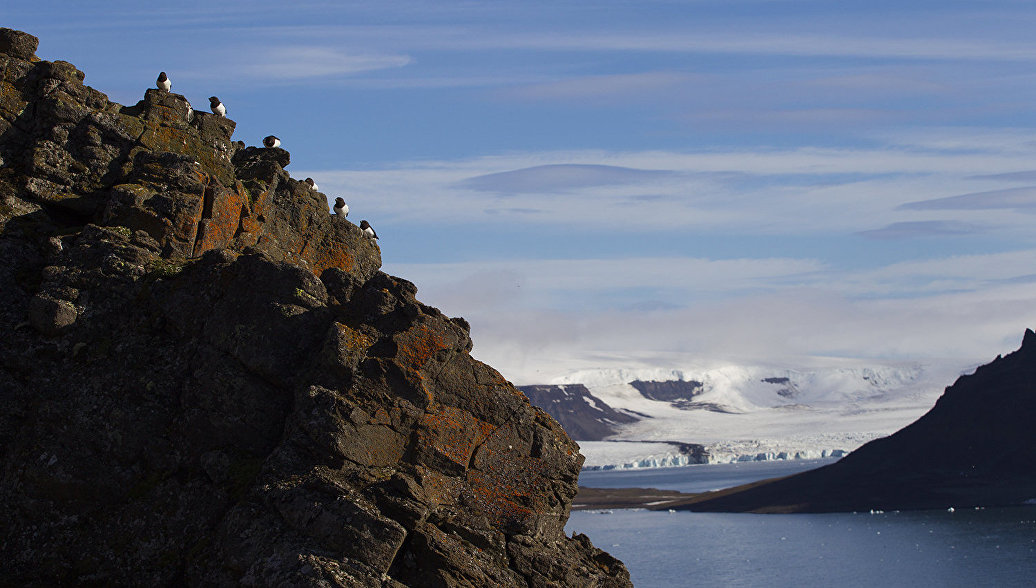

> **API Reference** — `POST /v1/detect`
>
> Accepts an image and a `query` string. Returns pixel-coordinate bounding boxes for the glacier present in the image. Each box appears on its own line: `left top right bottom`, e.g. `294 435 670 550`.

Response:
554 359 972 470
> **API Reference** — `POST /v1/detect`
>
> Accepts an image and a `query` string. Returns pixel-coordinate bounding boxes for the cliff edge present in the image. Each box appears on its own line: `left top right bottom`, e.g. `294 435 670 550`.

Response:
0 28 630 586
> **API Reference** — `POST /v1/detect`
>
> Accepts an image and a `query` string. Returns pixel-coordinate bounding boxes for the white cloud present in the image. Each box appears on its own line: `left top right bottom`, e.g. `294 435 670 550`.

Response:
856 220 984 240
841 250 1036 295
244 23 1036 62
458 164 674 193
501 71 696 102
241 46 411 79
455 277 1036 384
901 186 1036 211
378 245 1036 383
458 283 1036 384
387 256 826 308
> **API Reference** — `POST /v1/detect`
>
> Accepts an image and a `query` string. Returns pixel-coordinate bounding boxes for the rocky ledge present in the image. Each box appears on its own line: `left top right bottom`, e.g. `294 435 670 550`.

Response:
0 27 630 586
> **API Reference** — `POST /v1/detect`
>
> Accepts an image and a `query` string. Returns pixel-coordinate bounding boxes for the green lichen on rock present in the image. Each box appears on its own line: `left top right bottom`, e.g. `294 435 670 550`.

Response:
147 257 187 279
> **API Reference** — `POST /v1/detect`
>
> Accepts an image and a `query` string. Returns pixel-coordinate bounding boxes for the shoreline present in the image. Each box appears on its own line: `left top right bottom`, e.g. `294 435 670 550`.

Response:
572 486 701 511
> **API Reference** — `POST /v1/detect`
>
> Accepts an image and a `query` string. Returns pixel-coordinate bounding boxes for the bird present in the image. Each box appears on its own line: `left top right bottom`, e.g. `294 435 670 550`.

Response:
156 71 170 92
263 135 280 148
209 96 225 116
305 177 319 191
359 220 378 239
333 197 349 217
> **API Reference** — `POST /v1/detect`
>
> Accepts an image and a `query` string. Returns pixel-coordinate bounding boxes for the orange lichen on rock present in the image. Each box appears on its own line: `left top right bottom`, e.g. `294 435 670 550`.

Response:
193 179 247 256
417 406 496 470
333 322 371 355
321 321 371 373
466 454 545 531
300 236 356 276
418 467 463 507
397 323 448 373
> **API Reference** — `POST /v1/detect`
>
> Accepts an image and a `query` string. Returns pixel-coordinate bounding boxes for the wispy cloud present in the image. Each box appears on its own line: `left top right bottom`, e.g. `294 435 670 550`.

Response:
969 170 1036 182
501 72 695 102
240 46 411 80
900 186 1036 211
856 220 984 240
251 24 1036 63
389 256 826 308
509 32 1036 61
304 136 1036 236
458 164 674 194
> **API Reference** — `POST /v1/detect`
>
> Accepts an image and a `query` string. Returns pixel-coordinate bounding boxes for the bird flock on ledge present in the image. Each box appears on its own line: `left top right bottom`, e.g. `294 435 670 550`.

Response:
155 71 378 242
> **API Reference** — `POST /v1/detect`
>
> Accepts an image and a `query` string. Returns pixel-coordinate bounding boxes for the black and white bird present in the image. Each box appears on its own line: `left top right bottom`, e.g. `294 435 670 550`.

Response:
156 71 170 92
305 177 319 191
333 197 349 217
263 135 280 148
359 220 378 239
209 96 225 116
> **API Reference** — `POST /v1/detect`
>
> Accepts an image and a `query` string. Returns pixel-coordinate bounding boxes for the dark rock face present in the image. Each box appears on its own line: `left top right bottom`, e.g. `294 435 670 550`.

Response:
519 384 640 441
0 28 630 586
761 377 797 399
628 379 704 410
672 331 1036 513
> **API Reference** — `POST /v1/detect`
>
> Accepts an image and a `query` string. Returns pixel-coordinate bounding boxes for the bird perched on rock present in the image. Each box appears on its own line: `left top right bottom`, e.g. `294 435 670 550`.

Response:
360 220 378 239
333 197 349 217
263 135 280 148
305 177 319 191
156 71 170 92
209 96 225 116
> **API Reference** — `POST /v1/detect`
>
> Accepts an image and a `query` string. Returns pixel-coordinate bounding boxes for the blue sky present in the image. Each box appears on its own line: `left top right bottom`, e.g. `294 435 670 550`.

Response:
10 1 1036 381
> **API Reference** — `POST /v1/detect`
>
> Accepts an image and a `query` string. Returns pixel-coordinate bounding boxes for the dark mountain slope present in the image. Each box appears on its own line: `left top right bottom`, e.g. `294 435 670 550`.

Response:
519 384 641 441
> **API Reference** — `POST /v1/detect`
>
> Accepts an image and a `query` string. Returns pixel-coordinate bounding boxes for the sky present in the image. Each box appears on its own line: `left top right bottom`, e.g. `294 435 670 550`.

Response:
9 0 1036 382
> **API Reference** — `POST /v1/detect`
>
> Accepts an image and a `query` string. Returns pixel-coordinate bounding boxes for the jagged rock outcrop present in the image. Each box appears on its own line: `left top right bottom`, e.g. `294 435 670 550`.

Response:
0 28 630 586
666 330 1036 513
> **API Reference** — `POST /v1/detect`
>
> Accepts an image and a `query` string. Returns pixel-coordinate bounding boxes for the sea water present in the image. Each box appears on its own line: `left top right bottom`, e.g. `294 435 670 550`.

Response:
568 460 1036 587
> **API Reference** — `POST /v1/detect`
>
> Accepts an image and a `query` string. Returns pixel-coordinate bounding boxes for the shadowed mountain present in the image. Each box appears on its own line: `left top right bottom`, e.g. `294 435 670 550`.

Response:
519 384 641 441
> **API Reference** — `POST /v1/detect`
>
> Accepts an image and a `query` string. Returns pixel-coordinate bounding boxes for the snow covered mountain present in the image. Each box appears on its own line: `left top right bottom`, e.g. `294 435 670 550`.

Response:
517 384 641 441
526 359 970 468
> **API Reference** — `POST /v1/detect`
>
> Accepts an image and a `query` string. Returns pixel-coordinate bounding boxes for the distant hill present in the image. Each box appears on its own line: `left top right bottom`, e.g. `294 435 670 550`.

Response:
518 384 641 441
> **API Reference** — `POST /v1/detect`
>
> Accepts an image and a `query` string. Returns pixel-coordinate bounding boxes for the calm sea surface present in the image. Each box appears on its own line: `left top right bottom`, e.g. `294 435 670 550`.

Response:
568 460 1036 587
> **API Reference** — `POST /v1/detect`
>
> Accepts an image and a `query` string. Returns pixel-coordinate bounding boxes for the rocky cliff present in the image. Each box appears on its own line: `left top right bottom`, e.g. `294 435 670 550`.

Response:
0 28 630 586
667 330 1036 513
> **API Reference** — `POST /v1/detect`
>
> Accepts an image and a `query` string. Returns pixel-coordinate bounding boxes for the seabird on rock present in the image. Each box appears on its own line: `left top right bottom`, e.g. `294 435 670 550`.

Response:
209 96 226 116
359 220 378 239
156 71 170 92
263 135 280 148
333 197 349 217
305 177 319 191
